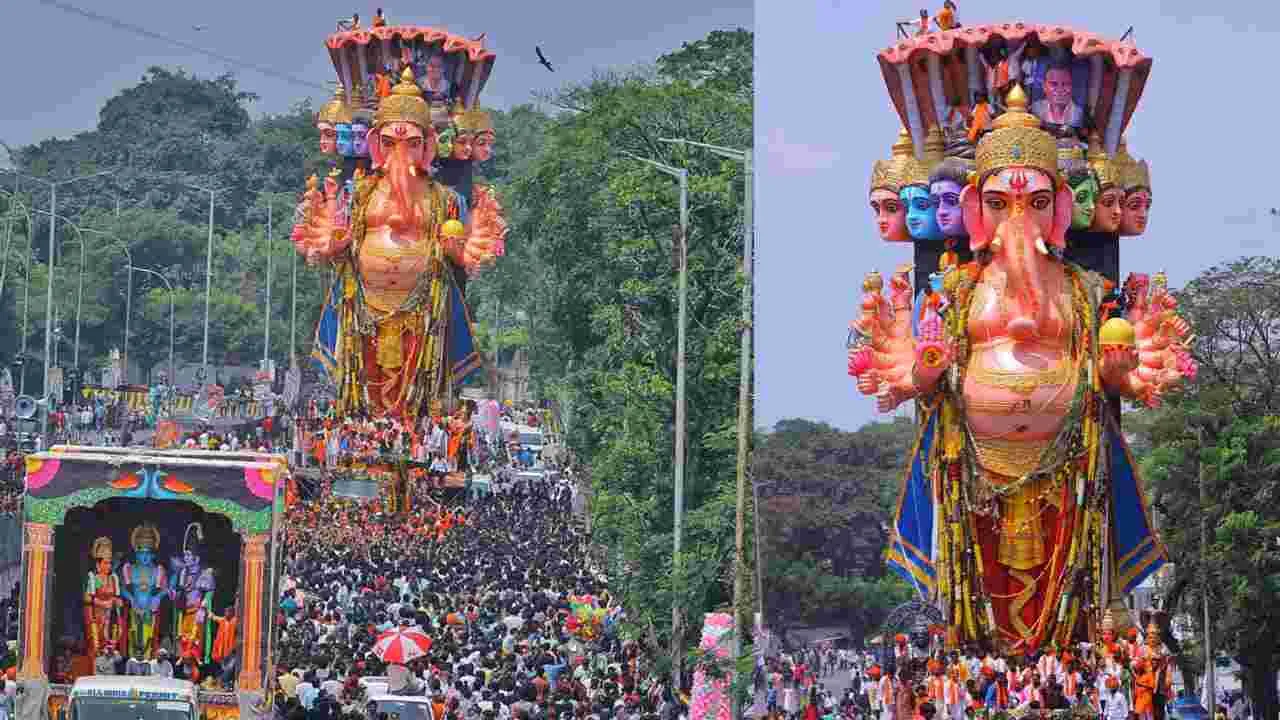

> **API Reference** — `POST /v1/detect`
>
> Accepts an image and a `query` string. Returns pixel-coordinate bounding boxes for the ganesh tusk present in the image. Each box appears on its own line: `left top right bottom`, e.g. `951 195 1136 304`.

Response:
1035 237 1049 256
409 165 418 177
990 237 1003 251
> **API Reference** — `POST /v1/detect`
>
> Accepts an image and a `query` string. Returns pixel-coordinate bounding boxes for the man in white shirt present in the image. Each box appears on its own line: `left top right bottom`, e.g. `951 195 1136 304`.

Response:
1104 679 1130 720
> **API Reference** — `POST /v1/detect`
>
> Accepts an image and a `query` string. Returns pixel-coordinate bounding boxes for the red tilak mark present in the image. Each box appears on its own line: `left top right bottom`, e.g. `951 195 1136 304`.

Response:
394 124 408 137
1009 169 1029 192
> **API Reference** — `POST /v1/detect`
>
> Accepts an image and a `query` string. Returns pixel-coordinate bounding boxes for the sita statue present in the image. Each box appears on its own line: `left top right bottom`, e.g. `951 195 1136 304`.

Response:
83 536 123 659
169 523 216 663
120 523 168 659
849 86 1193 652
292 67 504 422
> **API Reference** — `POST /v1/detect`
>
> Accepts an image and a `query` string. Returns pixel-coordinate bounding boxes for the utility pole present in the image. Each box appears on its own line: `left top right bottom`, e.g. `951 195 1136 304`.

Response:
658 137 754 715
1199 424 1215 712
264 194 274 365
187 183 223 386
623 151 688 692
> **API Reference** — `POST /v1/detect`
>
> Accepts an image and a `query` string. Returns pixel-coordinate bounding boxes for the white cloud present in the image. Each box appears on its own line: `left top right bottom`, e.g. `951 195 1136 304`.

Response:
763 127 839 173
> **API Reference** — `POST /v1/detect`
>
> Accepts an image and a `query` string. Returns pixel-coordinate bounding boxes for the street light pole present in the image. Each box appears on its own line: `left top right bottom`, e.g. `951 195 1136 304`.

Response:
1198 424 1215 711
187 183 223 386
129 265 176 386
623 151 688 691
659 137 755 711
263 193 274 365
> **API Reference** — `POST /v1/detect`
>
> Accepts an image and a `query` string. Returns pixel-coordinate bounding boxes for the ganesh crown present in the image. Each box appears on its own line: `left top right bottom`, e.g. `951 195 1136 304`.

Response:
373 67 433 131
974 84 1058 181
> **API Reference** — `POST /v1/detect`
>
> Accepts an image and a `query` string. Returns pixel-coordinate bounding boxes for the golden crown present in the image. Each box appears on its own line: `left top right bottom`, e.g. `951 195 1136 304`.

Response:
1058 144 1085 164
1124 159 1151 193
457 108 494 134
372 68 433 131
1112 139 1138 187
922 126 945 167
886 128 931 190
92 536 113 561
974 85 1058 180
130 523 160 552
316 85 354 126
869 159 899 194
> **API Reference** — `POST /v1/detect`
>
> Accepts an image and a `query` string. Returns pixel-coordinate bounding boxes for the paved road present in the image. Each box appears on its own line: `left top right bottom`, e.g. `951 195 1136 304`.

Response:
748 664 862 717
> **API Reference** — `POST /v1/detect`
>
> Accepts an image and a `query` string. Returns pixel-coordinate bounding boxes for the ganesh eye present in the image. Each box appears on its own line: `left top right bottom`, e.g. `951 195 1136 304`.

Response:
1031 195 1051 210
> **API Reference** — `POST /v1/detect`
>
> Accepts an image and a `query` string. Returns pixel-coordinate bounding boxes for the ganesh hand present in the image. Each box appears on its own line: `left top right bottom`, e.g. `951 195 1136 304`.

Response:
911 339 952 393
875 381 911 413
1100 346 1140 395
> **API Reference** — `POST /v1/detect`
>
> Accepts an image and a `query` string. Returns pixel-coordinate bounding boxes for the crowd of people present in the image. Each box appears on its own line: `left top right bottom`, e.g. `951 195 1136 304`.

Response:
270 472 681 720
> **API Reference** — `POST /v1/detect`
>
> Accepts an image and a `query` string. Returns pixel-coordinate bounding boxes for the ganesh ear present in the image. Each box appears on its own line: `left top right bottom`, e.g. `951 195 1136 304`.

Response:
1050 181 1073 250
960 185 989 251
367 129 385 169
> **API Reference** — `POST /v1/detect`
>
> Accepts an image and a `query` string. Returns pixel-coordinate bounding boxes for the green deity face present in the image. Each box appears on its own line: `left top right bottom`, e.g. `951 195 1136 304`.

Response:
1070 176 1099 230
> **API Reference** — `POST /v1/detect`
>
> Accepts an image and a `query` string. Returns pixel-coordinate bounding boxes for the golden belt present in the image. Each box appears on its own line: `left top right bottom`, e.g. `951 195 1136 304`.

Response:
964 395 1072 416
967 357 1073 396
972 435 1051 480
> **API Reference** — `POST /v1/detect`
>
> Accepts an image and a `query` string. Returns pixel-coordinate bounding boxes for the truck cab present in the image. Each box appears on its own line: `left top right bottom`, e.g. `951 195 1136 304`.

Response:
67 677 198 720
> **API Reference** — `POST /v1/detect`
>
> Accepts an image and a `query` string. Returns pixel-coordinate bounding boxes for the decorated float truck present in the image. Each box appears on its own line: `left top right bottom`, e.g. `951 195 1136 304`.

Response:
16 445 289 720
846 19 1189 655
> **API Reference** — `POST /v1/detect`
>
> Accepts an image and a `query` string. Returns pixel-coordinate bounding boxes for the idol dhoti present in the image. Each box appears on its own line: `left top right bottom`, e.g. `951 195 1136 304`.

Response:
121 524 168 659
83 536 124 659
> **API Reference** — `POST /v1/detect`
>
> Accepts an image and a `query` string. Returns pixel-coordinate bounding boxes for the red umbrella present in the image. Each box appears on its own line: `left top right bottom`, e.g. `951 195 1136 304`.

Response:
372 627 433 664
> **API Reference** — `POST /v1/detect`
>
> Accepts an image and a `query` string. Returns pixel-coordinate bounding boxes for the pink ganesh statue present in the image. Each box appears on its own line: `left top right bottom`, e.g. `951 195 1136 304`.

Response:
846 86 1195 652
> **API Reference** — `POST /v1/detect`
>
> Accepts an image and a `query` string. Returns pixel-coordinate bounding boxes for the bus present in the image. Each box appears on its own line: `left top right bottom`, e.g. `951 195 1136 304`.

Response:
67 676 198 720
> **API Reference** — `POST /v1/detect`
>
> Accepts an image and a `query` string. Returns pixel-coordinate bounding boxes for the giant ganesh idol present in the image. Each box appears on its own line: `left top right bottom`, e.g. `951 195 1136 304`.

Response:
294 27 506 421
847 22 1193 652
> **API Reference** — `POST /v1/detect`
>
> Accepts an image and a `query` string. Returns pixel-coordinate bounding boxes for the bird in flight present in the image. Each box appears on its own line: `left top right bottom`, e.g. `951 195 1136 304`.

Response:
535 46 555 72
192 24 207 31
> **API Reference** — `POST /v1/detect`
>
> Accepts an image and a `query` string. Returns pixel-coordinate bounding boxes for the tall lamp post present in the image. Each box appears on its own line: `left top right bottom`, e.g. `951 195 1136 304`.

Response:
0 191 34 393
2 168 113 439
128 265 176 385
659 137 754 710
77 228 131 383
622 151 688 690
186 183 224 386
29 210 87 370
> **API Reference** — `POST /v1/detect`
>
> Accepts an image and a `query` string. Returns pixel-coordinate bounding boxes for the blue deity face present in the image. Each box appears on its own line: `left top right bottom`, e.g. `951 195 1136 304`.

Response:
336 123 354 157
901 186 943 241
136 549 155 567
352 123 369 157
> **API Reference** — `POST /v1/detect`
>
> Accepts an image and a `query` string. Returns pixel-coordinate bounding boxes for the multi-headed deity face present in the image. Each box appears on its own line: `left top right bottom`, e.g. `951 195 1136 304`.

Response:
135 548 155 567
1121 189 1151 236
352 122 369 157
451 131 474 161
1070 175 1099 230
929 179 965 238
336 123 354 157
901 185 942 241
472 131 495 162
869 188 908 242
318 123 337 154
1091 187 1123 233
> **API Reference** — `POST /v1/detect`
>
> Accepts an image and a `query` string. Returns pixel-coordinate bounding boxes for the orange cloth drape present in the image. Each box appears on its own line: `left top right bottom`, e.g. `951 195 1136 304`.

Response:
212 617 238 663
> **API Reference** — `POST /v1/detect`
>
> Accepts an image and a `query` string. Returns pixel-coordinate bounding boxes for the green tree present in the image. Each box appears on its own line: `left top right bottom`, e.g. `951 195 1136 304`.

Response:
1132 257 1280 719
753 417 915 645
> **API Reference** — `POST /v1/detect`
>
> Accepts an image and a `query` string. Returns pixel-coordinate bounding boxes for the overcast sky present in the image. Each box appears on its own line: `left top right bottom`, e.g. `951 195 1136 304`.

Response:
2 0 752 148
755 0 1280 432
